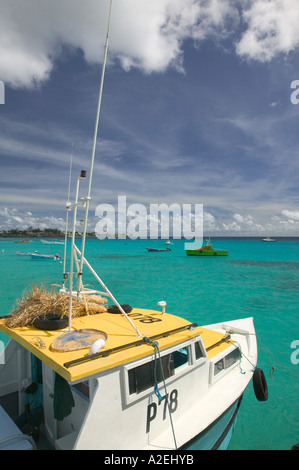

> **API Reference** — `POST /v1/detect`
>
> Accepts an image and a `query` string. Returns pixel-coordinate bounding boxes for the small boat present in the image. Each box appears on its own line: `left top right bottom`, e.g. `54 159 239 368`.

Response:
17 251 40 256
186 239 228 256
146 247 171 252
30 253 61 260
14 240 31 243
41 240 64 245
262 237 276 242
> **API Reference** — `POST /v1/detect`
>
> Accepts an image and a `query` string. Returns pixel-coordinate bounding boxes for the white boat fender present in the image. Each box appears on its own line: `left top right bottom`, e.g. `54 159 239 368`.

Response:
253 368 268 401
89 338 106 355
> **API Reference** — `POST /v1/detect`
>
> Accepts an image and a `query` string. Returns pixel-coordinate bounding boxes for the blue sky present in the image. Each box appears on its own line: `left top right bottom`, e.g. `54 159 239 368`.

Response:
1 0 299 236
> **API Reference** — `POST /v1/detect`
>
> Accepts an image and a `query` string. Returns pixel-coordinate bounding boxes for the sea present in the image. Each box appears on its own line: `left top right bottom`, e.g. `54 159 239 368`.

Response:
0 236 299 450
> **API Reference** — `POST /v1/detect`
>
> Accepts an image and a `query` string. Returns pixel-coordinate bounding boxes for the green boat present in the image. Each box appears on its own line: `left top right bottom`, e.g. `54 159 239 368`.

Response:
186 239 228 256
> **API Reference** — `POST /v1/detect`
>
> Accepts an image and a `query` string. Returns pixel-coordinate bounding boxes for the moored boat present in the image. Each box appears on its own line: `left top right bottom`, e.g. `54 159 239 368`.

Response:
261 237 276 242
16 251 33 256
146 247 171 252
41 240 64 245
186 239 228 256
17 250 42 257
30 253 61 260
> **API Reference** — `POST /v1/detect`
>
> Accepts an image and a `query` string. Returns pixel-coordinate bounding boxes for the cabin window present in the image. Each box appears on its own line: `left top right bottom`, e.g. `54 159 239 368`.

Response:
194 341 205 360
214 358 224 375
214 347 241 376
128 348 189 395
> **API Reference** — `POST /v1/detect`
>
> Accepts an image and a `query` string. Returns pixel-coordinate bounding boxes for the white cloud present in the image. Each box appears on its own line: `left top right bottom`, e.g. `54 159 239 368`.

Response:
3 0 299 90
1 0 239 88
281 209 299 221
237 0 299 62
0 0 238 88
233 213 254 225
3 205 299 237
0 207 66 231
203 211 215 226
233 213 244 223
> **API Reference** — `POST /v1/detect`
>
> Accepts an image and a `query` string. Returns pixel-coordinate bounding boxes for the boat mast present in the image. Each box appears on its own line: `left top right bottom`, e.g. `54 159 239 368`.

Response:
77 0 113 294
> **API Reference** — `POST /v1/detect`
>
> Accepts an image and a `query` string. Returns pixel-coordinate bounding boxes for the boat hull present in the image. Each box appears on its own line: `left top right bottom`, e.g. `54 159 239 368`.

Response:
182 396 241 450
30 254 61 260
146 248 171 252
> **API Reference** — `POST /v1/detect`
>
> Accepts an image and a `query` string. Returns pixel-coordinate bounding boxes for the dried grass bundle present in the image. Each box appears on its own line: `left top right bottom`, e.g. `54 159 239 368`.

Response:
5 284 107 328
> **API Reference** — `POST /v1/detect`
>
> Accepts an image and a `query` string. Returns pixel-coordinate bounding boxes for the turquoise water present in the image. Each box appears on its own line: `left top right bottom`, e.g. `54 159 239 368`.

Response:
1 237 299 450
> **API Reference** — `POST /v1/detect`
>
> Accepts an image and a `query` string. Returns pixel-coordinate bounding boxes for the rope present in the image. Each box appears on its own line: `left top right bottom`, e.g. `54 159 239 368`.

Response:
144 337 178 450
256 335 299 380
227 339 256 374
152 340 163 403
229 335 299 380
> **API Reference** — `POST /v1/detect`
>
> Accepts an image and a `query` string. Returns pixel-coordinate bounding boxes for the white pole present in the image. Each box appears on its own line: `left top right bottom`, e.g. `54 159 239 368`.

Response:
62 144 73 287
77 0 113 293
67 175 81 331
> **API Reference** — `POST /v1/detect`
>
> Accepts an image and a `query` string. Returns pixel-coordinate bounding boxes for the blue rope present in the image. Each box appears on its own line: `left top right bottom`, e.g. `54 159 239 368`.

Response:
143 337 177 449
152 340 163 403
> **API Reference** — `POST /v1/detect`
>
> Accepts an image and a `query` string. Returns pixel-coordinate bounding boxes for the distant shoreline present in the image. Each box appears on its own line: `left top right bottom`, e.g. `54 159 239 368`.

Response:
0 230 95 239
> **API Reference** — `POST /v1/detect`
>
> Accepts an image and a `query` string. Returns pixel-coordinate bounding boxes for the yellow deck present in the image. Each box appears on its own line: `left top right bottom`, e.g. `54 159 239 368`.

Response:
0 308 231 382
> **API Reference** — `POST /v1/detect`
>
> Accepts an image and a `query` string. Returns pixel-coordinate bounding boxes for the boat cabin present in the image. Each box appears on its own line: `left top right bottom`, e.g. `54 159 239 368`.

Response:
0 308 253 450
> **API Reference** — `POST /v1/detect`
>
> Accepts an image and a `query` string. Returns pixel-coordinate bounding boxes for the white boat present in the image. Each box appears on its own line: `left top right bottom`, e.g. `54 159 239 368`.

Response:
41 240 64 245
0 1 267 451
16 250 41 257
262 237 276 242
0 311 264 450
30 253 61 260
16 251 61 260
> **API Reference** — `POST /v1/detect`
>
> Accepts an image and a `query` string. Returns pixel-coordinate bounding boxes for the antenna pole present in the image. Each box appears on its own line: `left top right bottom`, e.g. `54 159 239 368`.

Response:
62 143 73 287
77 0 113 293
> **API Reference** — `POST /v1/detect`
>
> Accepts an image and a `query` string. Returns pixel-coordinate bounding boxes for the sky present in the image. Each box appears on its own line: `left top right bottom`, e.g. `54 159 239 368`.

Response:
1 0 299 237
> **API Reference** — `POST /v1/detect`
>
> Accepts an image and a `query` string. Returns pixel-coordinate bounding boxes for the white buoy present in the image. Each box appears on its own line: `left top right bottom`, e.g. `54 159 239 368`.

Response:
89 338 106 355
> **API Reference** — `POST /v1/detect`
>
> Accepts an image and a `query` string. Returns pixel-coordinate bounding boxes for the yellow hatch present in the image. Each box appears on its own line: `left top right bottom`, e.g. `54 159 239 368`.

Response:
0 308 231 382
